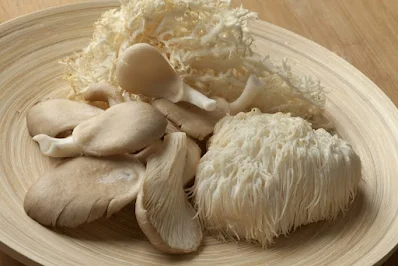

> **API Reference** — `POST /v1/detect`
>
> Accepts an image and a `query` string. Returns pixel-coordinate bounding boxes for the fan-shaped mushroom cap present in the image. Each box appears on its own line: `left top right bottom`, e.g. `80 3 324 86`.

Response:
24 155 145 228
33 101 168 157
27 99 103 137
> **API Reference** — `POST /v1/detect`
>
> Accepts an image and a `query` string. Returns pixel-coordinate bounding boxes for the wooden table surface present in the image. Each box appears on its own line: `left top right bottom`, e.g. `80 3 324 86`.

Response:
1 0 397 265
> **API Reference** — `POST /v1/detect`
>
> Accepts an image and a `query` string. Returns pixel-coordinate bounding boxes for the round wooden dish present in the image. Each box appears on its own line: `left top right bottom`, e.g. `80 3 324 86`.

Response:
1 1 398 265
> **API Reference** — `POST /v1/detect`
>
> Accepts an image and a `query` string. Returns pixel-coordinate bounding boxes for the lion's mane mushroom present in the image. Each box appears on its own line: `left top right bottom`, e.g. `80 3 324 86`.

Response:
135 132 203 254
116 43 216 111
152 75 263 140
193 109 362 247
33 101 167 157
24 155 145 228
27 99 103 137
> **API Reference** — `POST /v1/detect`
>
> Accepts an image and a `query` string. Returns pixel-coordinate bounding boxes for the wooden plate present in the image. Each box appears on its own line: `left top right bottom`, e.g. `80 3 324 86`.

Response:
1 1 398 265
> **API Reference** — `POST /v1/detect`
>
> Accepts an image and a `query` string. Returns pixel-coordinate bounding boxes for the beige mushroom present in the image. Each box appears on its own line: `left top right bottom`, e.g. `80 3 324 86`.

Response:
116 43 216 111
24 155 145 228
152 99 216 140
166 121 201 186
33 101 167 157
26 99 103 137
152 75 263 140
83 83 124 107
133 139 163 165
135 132 203 254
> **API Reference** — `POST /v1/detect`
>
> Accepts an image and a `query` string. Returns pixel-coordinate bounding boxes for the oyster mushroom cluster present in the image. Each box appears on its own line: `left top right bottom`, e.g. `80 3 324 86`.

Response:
24 43 261 254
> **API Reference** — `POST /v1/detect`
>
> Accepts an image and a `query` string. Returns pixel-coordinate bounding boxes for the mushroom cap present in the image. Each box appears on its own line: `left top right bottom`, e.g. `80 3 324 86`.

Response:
116 43 179 99
24 155 145 228
135 132 203 254
73 101 167 157
152 99 218 140
26 99 103 137
84 83 124 106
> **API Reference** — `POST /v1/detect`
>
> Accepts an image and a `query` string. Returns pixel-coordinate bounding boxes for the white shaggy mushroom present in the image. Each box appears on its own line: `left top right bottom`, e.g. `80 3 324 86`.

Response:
193 109 362 247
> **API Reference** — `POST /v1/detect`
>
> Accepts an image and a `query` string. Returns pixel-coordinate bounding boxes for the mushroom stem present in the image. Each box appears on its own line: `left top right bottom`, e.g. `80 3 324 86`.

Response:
178 83 217 112
32 134 81 158
229 75 263 115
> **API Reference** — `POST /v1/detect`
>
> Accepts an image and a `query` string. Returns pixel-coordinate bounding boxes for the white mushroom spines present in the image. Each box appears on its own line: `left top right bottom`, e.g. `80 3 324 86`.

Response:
193 110 362 247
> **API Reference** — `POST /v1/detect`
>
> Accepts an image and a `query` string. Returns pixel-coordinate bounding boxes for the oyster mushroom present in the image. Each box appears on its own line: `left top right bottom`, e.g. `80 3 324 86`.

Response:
33 101 167 157
135 132 203 254
116 43 216 111
83 83 124 107
152 75 263 140
24 155 145 228
26 99 103 137
166 121 201 186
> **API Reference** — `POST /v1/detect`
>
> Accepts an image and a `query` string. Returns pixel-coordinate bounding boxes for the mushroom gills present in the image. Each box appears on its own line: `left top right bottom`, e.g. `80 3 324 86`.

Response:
135 132 203 254
165 121 201 186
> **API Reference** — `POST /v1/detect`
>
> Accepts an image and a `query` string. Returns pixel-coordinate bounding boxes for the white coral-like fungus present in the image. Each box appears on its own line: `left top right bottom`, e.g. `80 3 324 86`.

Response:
62 0 326 126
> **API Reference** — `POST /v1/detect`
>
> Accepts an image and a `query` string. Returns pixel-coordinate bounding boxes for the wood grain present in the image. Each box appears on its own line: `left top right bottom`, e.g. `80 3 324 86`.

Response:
0 0 397 265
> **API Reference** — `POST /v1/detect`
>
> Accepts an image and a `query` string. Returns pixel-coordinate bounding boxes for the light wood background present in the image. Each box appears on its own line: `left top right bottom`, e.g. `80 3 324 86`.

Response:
0 0 397 265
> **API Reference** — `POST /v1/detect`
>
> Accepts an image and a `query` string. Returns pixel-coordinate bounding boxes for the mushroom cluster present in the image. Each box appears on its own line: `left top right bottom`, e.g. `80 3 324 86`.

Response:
25 41 362 253
25 43 259 254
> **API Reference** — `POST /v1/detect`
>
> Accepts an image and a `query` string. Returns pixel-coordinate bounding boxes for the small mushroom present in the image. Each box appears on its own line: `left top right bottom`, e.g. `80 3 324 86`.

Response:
33 101 167 157
135 132 203 254
116 43 216 111
166 121 201 186
152 75 263 140
83 83 124 107
27 99 103 137
24 155 145 228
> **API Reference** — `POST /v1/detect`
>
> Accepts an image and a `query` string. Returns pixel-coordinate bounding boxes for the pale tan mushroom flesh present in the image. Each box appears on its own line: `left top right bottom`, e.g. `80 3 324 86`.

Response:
151 75 263 141
152 99 217 140
166 121 201 186
83 83 124 106
33 101 168 157
135 132 203 254
116 43 216 111
133 139 163 165
26 99 103 137
24 155 145 228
